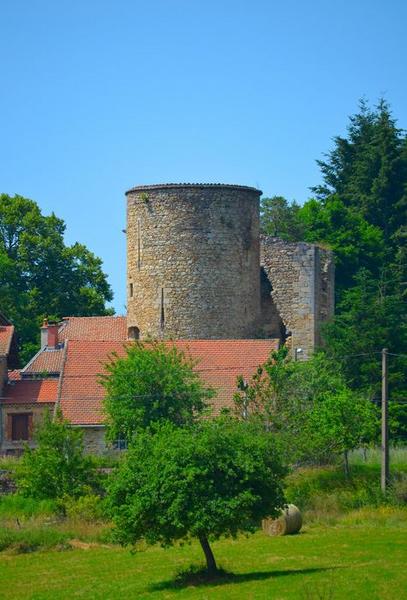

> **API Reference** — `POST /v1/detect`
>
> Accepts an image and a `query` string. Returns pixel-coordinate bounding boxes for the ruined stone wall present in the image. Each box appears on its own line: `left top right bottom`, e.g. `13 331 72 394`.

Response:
260 237 334 358
126 184 261 340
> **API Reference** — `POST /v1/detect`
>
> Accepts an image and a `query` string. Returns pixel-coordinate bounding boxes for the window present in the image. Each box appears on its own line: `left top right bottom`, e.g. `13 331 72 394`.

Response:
129 282 133 298
128 326 140 340
10 414 31 441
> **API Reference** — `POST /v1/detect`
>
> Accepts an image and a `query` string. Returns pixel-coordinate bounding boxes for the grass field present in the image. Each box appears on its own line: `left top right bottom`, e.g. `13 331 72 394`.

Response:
0 511 406 600
1 450 406 599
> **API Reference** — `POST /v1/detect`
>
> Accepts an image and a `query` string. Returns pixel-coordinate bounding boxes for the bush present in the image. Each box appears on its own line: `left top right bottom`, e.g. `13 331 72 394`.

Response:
390 473 407 505
0 494 57 519
285 464 386 519
0 526 70 553
16 410 94 500
63 494 106 522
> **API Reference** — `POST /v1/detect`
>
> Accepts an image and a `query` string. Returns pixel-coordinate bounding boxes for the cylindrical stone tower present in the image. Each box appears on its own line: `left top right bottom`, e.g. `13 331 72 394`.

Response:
126 183 261 339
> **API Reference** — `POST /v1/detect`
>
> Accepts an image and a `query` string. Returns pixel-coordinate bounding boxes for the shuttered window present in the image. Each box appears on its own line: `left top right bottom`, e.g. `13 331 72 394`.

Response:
9 414 32 441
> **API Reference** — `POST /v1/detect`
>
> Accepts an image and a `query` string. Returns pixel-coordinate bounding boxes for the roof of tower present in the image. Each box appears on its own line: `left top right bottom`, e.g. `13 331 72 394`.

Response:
125 183 262 195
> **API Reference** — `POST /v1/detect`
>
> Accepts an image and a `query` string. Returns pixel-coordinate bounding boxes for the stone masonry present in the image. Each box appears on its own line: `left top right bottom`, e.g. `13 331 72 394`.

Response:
260 236 335 358
126 184 261 339
126 182 334 355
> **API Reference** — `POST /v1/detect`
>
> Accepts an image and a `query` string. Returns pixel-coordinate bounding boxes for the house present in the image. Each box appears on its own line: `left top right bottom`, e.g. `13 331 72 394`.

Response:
0 316 279 455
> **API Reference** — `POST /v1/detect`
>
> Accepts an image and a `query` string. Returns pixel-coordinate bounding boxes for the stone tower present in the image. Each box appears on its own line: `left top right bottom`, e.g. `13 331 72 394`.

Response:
126 183 262 340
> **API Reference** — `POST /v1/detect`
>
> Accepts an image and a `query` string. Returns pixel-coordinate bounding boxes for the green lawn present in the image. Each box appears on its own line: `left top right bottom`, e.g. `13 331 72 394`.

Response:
1 516 406 600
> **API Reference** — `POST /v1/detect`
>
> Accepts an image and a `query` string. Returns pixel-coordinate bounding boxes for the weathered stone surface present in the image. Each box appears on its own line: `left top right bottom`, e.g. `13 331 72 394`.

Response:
126 184 262 340
260 236 335 358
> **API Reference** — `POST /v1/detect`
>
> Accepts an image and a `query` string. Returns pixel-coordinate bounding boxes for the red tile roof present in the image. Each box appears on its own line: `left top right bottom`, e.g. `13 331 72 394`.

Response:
59 316 127 342
1 379 58 404
0 325 14 356
8 370 21 381
22 348 64 375
59 339 279 425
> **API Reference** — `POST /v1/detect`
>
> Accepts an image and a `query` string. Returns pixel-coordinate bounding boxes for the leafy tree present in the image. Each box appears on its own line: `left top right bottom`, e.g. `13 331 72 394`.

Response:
101 341 215 442
234 349 376 472
312 99 407 246
108 418 287 574
323 268 407 441
300 99 406 288
17 409 93 499
0 193 113 363
298 196 385 293
260 196 305 241
295 99 407 437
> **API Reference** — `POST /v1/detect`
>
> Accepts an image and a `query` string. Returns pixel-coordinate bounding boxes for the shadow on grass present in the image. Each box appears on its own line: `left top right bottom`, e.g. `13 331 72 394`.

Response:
150 565 342 591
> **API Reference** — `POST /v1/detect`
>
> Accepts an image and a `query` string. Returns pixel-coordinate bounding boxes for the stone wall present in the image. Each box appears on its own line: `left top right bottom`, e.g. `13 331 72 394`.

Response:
126 183 262 340
260 236 334 358
0 402 53 455
81 427 108 455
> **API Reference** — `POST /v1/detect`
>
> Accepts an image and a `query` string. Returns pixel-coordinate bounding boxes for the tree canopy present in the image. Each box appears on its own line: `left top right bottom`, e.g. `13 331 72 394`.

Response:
234 347 377 471
0 193 113 363
108 418 287 573
260 100 407 436
101 341 214 442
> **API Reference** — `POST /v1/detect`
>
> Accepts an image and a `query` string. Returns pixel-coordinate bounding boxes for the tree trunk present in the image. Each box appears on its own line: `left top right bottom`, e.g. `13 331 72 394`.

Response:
344 450 350 478
198 534 217 574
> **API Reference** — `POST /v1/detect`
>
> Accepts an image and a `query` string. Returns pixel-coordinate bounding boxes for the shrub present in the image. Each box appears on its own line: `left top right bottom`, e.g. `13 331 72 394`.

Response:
390 473 407 505
16 409 94 500
63 494 106 522
0 494 57 519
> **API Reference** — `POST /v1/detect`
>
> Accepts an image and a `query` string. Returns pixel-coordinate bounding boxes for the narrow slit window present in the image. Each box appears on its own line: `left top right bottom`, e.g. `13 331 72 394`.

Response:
160 287 165 330
129 283 133 298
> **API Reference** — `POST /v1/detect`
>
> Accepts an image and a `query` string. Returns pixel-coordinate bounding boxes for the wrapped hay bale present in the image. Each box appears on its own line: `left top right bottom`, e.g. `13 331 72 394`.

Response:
262 504 302 536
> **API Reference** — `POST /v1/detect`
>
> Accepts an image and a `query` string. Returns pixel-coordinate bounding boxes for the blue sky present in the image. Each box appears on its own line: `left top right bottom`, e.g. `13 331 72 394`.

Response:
1 0 406 313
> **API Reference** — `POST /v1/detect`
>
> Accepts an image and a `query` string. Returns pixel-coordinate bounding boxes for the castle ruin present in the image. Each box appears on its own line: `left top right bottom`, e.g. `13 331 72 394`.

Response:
126 183 334 357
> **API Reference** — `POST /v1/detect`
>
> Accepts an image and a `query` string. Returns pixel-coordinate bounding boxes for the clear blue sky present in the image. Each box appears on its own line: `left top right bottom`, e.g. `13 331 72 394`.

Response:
1 0 406 313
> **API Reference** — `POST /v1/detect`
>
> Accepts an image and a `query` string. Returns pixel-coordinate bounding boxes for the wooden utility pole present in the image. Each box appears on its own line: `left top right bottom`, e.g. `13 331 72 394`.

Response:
381 348 389 493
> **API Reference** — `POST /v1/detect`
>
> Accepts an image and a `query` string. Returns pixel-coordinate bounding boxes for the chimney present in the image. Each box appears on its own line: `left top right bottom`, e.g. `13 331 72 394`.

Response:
40 319 59 349
47 323 59 349
40 319 48 349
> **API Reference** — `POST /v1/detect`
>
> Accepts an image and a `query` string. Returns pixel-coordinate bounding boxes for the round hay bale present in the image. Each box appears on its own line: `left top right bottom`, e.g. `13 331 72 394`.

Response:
262 504 302 536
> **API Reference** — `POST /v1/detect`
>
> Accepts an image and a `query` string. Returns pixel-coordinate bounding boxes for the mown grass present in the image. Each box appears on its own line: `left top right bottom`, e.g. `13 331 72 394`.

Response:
0 514 406 599
0 448 405 597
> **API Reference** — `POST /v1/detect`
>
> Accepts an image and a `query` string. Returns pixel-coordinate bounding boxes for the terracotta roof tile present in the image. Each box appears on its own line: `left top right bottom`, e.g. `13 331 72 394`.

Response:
22 348 63 375
0 325 14 356
58 316 127 342
8 370 21 381
1 379 58 404
59 339 279 425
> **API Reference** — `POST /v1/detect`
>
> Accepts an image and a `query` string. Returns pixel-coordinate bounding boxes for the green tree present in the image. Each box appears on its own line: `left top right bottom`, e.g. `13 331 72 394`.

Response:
108 418 287 574
260 195 305 241
0 193 113 363
323 268 407 441
295 99 407 436
234 349 376 472
17 410 93 499
101 341 214 442
312 99 407 246
298 101 406 295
